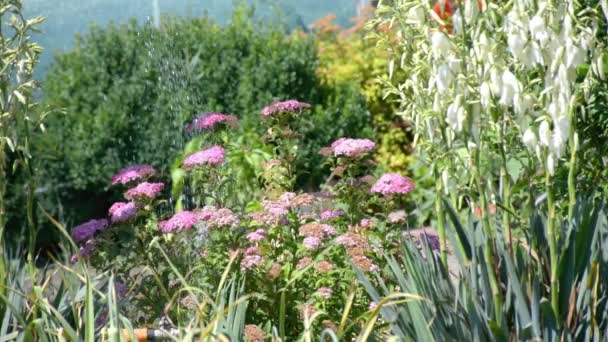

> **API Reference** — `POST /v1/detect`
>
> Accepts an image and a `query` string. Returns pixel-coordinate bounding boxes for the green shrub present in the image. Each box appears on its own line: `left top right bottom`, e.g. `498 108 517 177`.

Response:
36 7 372 228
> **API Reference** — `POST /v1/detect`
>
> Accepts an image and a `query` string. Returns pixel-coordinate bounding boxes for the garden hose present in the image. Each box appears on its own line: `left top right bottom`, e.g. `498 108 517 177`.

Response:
120 328 180 341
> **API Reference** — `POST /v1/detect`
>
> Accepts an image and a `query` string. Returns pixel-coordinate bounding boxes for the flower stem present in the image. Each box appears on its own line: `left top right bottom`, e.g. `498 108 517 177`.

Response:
434 165 448 267
471 146 503 324
545 161 560 323
567 107 577 220
498 113 513 258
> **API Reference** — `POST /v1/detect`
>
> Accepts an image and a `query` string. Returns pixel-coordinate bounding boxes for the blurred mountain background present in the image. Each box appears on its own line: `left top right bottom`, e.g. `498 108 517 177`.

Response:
23 0 358 77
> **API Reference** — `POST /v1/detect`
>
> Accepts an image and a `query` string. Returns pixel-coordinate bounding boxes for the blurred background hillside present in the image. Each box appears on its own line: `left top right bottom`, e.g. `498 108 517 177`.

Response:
24 0 358 76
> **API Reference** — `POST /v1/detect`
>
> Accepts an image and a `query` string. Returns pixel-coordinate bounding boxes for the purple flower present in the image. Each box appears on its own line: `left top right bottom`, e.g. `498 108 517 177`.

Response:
241 254 264 271
407 228 441 252
108 202 139 223
303 236 322 250
159 211 199 233
360 219 371 228
71 239 96 263
186 112 238 132
261 100 311 117
320 209 344 221
369 301 378 310
245 246 260 255
111 165 156 185
247 229 267 242
124 182 164 200
71 219 108 243
331 138 375 158
371 173 415 195
183 146 225 169
316 287 333 299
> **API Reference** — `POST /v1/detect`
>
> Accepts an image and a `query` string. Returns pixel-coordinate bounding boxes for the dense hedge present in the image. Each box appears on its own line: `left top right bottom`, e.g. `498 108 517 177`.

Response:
34 9 372 228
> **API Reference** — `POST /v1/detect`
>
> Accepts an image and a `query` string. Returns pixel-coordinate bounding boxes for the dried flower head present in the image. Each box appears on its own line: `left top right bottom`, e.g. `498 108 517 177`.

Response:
70 239 96 263
183 146 225 169
267 262 282 280
124 182 164 200
299 222 336 239
388 210 407 223
371 173 415 195
71 219 108 242
296 257 313 270
261 100 311 117
336 233 370 250
315 260 334 273
352 255 380 272
322 320 338 332
407 228 441 252
243 324 266 342
111 164 156 185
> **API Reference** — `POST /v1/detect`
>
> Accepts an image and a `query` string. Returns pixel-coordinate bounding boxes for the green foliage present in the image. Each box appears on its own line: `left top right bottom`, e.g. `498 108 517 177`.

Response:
35 7 372 229
314 14 412 172
359 198 608 340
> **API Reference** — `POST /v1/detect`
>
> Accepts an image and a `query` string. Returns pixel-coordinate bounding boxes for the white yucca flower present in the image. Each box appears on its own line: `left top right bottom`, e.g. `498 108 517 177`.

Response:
475 33 492 62
436 64 453 93
490 68 503 96
480 82 492 109
539 120 552 147
529 15 550 46
514 93 533 115
407 6 425 25
522 129 537 151
446 98 466 132
550 116 570 158
565 39 586 69
499 70 522 106
431 31 452 57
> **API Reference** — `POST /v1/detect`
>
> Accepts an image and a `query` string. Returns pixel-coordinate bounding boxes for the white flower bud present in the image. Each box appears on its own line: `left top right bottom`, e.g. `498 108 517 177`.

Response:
514 93 533 115
547 153 556 176
523 129 538 151
453 10 464 35
475 33 491 61
442 169 449 195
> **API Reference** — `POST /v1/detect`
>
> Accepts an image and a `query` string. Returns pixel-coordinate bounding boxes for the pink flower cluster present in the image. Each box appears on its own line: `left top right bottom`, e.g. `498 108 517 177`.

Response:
159 211 199 233
303 236 323 250
197 206 240 228
371 173 415 195
183 146 225 169
241 247 264 271
109 202 140 223
316 287 333 299
246 229 267 242
320 209 344 221
261 100 311 117
331 138 375 158
262 192 316 218
124 182 164 200
71 219 109 242
111 164 156 185
186 112 238 132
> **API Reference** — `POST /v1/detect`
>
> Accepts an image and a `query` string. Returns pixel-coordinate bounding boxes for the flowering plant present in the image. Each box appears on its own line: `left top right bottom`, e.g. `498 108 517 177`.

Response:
67 97 430 339
370 0 608 329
